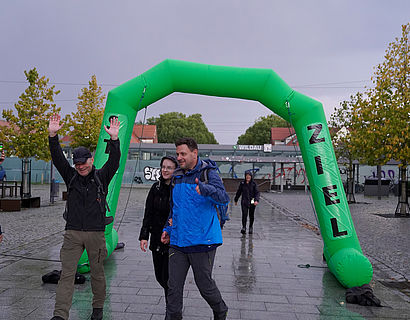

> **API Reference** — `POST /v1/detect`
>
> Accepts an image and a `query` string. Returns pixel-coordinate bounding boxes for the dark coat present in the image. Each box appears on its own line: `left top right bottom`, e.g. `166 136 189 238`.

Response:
234 179 260 208
139 178 171 253
49 135 120 231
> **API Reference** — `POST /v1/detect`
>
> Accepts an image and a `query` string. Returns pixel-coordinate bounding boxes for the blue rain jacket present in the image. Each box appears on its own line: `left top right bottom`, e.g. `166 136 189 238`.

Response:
164 158 229 248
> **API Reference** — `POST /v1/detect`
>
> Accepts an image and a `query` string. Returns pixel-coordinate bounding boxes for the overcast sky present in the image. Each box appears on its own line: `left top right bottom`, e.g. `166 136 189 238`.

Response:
1 1 409 144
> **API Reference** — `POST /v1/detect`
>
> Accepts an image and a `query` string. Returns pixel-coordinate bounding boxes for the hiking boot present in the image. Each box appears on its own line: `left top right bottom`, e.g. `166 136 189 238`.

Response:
214 310 228 320
50 316 64 320
240 228 246 234
249 227 253 234
91 308 103 320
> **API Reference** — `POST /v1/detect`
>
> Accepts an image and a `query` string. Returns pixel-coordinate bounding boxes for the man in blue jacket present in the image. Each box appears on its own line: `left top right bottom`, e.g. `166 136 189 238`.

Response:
161 137 229 320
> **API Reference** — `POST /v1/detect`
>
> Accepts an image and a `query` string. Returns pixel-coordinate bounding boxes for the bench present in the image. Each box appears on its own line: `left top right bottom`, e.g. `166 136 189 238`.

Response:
0 198 21 211
0 181 21 198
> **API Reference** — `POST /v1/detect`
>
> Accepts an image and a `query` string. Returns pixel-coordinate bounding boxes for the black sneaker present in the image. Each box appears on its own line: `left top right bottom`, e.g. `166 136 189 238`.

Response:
50 316 64 320
91 308 103 320
240 228 246 234
249 227 253 234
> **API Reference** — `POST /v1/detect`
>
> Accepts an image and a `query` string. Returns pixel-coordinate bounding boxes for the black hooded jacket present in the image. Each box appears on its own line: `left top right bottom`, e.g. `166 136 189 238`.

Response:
234 175 260 208
139 177 171 253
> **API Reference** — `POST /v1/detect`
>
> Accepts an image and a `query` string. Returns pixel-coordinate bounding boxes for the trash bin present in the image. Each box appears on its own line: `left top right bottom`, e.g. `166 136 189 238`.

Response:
364 178 390 196
51 179 59 197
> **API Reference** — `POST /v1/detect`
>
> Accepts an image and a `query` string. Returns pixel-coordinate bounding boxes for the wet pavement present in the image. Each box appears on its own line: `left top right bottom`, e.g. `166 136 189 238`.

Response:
262 191 410 282
0 185 409 319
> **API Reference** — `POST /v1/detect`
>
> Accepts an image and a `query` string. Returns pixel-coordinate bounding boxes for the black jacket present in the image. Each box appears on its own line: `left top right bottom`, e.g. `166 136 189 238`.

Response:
49 135 120 231
139 178 171 253
234 179 260 208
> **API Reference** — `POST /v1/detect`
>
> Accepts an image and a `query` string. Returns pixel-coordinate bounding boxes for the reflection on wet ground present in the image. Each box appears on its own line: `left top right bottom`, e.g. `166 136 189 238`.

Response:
233 235 255 293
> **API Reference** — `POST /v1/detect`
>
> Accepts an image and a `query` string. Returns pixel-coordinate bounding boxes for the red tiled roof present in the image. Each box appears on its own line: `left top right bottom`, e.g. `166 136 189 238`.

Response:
270 127 298 146
130 124 157 143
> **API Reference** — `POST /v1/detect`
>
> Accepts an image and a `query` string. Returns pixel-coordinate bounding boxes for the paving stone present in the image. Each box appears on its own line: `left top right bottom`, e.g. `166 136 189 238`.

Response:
0 185 408 319
240 309 298 320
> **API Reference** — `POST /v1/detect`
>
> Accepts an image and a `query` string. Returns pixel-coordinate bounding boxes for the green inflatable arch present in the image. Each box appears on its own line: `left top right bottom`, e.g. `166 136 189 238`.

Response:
80 59 372 288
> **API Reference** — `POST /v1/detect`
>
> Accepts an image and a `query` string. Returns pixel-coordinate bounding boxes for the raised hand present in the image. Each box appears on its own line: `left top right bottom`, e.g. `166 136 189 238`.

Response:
48 114 63 137
104 116 120 140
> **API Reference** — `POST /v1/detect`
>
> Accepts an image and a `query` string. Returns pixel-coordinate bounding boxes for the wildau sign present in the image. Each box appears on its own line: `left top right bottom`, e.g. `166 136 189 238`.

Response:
236 144 272 152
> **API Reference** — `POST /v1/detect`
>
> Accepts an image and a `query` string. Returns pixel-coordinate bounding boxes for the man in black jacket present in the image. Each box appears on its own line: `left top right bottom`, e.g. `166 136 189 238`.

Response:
48 114 121 320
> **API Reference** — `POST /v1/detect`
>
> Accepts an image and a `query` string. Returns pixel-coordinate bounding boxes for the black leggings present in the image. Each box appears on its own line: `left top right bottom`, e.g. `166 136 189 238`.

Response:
152 250 169 299
241 204 255 229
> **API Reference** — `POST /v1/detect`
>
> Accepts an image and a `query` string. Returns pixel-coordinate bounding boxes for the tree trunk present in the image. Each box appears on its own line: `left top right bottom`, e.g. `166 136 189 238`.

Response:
395 166 409 217
21 158 31 198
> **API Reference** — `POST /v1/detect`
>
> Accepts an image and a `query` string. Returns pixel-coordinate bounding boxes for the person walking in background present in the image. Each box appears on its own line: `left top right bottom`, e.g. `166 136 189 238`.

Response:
48 114 121 320
139 155 178 302
161 137 229 320
234 171 260 235
0 150 6 182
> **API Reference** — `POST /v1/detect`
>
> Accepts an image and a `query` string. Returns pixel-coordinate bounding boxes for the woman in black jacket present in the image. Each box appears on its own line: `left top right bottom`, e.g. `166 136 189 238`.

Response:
139 156 177 300
234 171 260 235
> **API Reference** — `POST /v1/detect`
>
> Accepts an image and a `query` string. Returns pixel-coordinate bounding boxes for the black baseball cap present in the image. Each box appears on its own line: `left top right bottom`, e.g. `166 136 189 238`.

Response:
73 147 92 164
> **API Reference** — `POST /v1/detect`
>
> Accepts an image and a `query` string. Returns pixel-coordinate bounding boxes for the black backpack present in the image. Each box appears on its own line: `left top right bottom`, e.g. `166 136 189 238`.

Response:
199 166 230 229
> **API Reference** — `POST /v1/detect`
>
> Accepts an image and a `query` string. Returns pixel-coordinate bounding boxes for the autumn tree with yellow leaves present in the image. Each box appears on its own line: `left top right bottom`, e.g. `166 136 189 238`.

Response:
331 23 409 215
0 68 63 161
0 68 65 197
67 75 106 152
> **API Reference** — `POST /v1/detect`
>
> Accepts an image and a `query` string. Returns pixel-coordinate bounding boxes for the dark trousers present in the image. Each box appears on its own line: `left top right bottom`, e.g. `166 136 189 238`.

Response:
54 230 107 320
165 247 228 319
152 250 169 300
241 204 255 229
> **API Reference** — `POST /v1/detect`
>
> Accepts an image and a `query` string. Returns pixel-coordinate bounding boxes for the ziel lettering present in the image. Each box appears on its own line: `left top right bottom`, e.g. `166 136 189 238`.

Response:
308 124 325 144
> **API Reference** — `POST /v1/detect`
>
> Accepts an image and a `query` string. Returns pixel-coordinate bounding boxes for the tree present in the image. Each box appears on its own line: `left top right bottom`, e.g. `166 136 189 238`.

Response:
349 23 409 215
0 68 63 198
329 93 366 203
147 112 218 144
237 114 288 145
0 68 62 160
67 75 106 151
